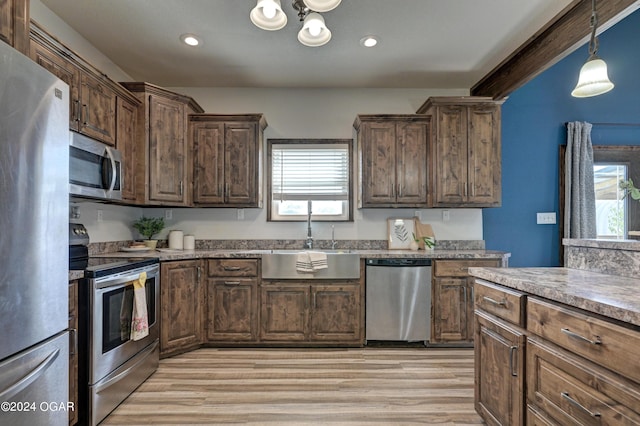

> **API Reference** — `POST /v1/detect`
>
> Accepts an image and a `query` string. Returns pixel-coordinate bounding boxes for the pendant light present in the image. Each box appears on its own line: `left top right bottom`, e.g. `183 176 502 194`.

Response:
302 0 341 13
298 12 331 47
571 0 614 98
250 0 287 31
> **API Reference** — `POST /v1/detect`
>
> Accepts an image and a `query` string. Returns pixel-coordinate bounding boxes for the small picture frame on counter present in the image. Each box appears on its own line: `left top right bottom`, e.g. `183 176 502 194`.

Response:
387 218 416 249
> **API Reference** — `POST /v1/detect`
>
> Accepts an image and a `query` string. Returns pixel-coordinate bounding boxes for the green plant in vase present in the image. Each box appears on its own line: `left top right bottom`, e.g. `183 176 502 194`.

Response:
620 179 640 203
132 216 165 249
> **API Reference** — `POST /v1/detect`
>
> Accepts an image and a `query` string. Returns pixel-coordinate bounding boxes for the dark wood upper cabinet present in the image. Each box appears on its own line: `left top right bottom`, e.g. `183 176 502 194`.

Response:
354 114 431 208
189 114 267 207
418 97 503 207
0 0 28 54
120 82 204 206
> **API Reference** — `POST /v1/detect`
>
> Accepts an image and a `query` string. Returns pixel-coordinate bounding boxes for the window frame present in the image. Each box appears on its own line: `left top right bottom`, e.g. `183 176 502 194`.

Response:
267 138 354 222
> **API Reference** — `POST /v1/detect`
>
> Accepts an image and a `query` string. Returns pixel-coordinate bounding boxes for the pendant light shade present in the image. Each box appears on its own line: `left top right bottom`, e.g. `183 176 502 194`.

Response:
298 12 331 47
571 55 614 97
250 0 287 31
571 0 614 98
302 0 342 13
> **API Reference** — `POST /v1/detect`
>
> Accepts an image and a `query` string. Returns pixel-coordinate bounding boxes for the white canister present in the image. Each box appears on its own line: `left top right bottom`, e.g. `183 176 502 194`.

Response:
183 234 195 250
168 230 184 250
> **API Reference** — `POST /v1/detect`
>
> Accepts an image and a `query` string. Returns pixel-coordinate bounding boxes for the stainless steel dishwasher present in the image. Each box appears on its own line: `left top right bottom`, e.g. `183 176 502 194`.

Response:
365 258 432 343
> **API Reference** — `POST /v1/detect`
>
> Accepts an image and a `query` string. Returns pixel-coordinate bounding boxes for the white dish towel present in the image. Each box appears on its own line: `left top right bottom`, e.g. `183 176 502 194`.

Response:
130 271 149 341
296 251 328 273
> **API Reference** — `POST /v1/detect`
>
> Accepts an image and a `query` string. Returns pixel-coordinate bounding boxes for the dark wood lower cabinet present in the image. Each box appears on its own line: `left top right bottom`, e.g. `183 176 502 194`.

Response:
260 281 362 345
206 278 258 342
474 310 525 426
160 260 203 357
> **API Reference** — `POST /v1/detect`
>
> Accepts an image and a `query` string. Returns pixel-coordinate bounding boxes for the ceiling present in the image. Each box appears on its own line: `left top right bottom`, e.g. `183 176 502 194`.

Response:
40 0 575 89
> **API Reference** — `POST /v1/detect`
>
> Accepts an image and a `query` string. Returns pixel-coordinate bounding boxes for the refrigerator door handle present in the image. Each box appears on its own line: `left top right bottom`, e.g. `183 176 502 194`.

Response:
0 348 60 400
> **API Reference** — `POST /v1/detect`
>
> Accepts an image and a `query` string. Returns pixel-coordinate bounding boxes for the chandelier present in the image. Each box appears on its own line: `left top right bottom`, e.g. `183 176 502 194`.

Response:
250 0 342 47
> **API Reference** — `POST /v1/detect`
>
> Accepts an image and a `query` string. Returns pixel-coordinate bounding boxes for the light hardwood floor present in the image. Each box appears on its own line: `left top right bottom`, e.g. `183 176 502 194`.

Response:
102 347 482 425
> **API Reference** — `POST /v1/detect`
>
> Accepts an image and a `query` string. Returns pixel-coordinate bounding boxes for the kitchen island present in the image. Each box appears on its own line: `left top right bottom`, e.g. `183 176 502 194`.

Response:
469 238 640 425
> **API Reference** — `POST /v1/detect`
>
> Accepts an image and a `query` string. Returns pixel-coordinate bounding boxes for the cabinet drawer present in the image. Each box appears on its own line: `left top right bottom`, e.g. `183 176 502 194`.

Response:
527 337 640 425
527 297 640 384
474 279 525 326
527 405 558 426
433 259 500 277
208 259 258 277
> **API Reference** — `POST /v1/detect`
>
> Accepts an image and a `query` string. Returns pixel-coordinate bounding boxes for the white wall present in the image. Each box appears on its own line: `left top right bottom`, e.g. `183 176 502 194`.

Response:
33 2 482 243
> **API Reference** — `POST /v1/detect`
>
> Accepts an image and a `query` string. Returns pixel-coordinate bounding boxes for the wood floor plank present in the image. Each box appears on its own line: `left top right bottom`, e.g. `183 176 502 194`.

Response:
102 347 482 425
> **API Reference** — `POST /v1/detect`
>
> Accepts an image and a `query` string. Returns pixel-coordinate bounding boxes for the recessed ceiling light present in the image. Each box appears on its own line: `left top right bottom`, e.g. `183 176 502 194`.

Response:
180 34 202 47
360 36 379 48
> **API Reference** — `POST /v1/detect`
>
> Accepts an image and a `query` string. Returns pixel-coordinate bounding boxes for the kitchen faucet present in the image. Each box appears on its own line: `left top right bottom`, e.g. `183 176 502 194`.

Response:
305 200 313 249
331 225 337 250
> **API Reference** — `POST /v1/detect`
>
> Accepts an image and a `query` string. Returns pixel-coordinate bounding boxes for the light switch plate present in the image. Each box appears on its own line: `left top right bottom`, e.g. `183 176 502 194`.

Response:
537 212 556 224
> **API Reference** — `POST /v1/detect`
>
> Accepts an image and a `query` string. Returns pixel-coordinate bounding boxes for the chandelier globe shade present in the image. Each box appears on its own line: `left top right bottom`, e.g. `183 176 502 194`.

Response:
571 56 614 97
302 0 342 12
298 12 331 47
250 0 287 31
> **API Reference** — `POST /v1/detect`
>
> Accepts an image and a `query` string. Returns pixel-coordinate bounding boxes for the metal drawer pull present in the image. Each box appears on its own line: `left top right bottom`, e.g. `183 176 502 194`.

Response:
224 281 241 285
561 328 602 345
223 266 241 271
561 392 601 418
509 346 517 377
482 296 507 307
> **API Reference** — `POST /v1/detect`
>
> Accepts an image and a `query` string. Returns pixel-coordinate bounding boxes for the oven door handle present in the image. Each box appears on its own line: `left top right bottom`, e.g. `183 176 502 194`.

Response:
93 340 159 394
95 267 159 290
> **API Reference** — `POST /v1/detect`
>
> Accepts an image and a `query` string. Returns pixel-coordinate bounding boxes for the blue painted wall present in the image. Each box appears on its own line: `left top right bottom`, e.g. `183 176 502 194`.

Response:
484 8 640 267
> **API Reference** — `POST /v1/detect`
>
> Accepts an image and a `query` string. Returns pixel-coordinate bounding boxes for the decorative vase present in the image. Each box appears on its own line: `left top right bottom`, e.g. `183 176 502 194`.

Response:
143 239 158 250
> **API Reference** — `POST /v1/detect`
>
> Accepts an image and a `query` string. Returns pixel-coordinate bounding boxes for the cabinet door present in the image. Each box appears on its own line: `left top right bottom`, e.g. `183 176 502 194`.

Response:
260 284 308 341
0 0 28 54
225 122 258 205
475 310 525 426
360 121 397 205
433 277 468 342
117 97 139 202
467 105 501 205
310 284 361 342
79 72 116 146
396 121 428 205
149 95 187 204
160 261 202 356
206 279 258 342
29 39 80 130
193 121 225 204
433 105 467 205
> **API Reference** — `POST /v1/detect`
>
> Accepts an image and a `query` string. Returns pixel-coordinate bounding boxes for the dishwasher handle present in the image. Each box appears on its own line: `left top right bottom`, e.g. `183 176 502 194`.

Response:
366 258 432 267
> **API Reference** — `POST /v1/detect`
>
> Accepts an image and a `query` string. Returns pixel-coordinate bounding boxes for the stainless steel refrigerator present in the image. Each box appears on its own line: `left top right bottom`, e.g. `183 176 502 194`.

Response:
0 41 70 425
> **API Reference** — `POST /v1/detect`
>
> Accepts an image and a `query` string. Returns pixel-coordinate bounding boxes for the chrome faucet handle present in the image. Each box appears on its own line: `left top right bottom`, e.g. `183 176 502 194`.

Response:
331 225 337 249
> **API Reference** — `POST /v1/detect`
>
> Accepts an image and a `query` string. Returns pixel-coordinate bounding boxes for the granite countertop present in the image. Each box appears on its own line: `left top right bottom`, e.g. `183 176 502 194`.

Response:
469 266 640 327
69 248 510 280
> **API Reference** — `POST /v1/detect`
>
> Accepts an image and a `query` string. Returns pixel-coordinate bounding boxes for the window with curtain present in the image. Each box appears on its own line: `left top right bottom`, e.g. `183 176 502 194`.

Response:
268 139 352 221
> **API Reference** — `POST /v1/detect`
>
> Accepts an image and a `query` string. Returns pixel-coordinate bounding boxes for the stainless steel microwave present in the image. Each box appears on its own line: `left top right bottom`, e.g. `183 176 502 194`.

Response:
69 131 123 201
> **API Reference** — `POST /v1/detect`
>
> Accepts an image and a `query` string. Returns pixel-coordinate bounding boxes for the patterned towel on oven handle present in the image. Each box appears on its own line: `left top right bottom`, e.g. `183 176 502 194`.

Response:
131 271 149 341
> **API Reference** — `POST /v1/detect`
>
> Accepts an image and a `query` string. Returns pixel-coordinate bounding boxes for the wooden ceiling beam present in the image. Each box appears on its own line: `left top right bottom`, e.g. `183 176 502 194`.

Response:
471 0 640 100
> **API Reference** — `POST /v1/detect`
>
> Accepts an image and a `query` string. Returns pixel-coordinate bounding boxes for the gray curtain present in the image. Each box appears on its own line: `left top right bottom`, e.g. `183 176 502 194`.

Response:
564 121 597 239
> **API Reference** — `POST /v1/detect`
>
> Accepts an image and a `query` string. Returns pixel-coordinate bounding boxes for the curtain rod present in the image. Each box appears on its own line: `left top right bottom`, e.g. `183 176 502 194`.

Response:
565 121 640 127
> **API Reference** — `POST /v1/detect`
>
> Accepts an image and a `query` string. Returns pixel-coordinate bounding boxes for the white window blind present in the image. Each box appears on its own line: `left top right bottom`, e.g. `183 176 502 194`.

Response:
272 143 349 201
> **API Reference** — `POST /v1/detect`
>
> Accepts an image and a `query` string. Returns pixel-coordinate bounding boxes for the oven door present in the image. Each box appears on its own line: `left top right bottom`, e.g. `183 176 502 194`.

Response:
89 264 159 384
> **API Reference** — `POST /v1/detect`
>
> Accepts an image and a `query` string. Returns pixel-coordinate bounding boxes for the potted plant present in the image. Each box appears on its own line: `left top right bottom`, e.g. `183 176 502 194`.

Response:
620 178 640 203
132 216 165 249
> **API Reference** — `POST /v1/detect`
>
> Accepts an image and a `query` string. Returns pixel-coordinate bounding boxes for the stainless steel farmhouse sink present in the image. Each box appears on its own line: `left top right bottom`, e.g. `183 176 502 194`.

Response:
261 250 361 279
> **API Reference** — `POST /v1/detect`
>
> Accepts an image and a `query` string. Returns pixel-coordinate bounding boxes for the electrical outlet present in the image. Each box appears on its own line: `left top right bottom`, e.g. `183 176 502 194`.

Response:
237 209 244 220
442 210 450 222
165 210 173 220
97 210 103 223
536 212 557 224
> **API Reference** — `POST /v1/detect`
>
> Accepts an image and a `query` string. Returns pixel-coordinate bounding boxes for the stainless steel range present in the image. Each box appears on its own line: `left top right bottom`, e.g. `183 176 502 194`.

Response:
70 224 160 425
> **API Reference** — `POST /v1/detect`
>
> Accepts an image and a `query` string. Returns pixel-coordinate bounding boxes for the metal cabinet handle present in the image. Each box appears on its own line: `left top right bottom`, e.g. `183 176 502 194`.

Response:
180 180 184 196
464 182 468 197
561 392 601 418
471 183 475 197
223 266 241 271
509 346 517 377
561 328 602 345
224 281 241 285
482 296 507 307
73 99 80 122
196 266 201 283
82 104 88 125
69 328 77 356
397 183 401 198
463 286 468 304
